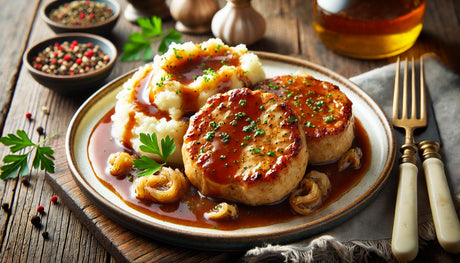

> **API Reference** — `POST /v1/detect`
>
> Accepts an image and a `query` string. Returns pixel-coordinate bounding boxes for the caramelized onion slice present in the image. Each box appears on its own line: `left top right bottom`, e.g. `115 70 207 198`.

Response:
289 170 331 215
204 202 239 221
338 147 363 172
108 152 134 176
134 167 189 203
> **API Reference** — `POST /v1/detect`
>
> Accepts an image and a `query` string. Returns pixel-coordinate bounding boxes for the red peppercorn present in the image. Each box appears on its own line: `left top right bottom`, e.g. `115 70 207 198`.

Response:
50 195 58 204
76 58 82 64
26 112 32 119
54 42 60 48
86 1 90 5
85 50 94 58
89 13 95 19
107 8 112 12
79 13 86 19
63 54 70 61
37 205 45 214
72 40 78 46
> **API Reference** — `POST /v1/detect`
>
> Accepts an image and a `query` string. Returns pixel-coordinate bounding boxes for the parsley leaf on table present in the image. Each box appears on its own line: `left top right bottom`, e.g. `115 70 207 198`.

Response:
133 133 176 176
0 130 56 180
121 16 183 62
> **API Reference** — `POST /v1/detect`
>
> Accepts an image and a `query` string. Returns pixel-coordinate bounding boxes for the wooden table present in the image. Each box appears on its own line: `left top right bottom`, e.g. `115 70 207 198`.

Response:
1 0 459 262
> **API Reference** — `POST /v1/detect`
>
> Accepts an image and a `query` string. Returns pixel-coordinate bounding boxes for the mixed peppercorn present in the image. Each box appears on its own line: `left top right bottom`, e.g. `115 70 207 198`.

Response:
32 40 110 76
49 0 113 26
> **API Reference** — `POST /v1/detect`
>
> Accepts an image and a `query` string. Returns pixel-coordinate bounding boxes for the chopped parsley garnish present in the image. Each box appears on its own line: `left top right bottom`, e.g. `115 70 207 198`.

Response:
254 128 265 137
209 121 220 131
325 115 335 123
314 100 325 106
305 121 316 128
249 147 262 154
242 121 257 133
288 117 299 123
205 130 215 141
268 83 278 90
235 112 246 120
203 68 217 76
219 133 230 143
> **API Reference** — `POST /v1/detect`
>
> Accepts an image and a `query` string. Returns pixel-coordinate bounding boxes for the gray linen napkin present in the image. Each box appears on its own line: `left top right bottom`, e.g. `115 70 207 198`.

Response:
243 54 460 262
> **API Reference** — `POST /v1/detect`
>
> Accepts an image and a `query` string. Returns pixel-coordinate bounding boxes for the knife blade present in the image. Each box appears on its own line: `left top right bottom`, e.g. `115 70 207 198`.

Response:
413 92 440 143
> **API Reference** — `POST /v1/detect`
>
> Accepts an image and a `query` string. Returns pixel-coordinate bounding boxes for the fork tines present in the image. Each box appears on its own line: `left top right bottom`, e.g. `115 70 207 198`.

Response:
392 57 427 129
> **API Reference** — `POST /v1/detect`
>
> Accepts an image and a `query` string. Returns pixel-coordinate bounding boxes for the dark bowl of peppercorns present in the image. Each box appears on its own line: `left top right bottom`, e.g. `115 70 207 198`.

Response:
42 0 120 35
23 33 117 95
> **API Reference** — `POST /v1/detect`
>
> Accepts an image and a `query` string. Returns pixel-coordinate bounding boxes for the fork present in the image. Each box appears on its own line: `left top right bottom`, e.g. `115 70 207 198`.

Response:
391 57 426 262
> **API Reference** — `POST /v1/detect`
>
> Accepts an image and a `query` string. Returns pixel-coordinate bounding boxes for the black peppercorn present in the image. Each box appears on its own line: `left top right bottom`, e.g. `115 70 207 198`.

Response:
36 126 44 136
30 215 41 228
1 203 9 212
21 178 30 186
42 231 50 239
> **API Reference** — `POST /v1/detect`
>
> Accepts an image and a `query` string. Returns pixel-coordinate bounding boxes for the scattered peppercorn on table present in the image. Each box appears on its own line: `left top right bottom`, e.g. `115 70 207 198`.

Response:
0 0 459 262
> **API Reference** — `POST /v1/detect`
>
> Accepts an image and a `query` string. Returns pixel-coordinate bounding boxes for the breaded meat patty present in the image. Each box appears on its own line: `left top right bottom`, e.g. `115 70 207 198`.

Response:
182 88 309 206
254 74 354 163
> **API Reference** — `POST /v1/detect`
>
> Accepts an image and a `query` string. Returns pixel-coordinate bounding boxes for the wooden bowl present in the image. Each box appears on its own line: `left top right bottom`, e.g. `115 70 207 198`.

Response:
23 33 117 96
41 0 120 35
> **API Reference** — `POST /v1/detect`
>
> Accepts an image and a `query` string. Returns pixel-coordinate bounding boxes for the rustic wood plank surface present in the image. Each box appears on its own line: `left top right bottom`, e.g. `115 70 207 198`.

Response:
1 0 459 262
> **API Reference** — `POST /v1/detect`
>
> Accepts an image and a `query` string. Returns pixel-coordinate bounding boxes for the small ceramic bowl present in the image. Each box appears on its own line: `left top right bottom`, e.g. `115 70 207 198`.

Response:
23 33 117 95
42 0 120 35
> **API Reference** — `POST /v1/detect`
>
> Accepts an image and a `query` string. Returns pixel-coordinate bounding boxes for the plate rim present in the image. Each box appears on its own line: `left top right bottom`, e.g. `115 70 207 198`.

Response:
65 51 396 250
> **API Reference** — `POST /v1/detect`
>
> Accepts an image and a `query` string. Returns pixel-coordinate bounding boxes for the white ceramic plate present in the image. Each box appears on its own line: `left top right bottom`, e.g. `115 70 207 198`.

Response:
66 52 396 250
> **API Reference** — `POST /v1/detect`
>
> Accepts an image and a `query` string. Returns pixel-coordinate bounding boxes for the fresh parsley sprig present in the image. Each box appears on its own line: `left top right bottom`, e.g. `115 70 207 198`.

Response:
0 130 56 180
133 133 176 176
121 16 182 62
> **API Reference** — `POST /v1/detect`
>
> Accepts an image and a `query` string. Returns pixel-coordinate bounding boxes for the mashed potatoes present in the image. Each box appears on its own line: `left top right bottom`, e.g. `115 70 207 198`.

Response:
112 39 265 165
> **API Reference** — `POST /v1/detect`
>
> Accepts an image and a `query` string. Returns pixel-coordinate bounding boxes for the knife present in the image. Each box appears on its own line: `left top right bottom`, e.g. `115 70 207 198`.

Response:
416 97 460 253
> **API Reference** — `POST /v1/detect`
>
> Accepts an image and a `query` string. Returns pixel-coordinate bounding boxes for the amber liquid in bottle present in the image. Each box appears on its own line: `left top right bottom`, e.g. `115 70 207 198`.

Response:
313 0 426 59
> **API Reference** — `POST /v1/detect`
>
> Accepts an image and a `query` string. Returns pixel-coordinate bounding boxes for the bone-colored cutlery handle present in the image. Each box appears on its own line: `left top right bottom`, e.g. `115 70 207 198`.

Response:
419 141 460 253
392 162 419 262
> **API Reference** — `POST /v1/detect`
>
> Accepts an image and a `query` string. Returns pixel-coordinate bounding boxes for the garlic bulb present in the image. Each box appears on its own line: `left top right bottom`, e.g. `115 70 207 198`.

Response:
170 0 220 34
211 0 266 46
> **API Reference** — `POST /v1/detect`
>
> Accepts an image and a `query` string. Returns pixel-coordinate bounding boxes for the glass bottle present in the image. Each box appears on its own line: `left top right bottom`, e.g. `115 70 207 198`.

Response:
313 0 426 59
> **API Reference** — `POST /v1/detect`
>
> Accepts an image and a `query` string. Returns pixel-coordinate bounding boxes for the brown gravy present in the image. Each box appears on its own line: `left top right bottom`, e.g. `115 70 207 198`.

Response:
88 110 371 230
